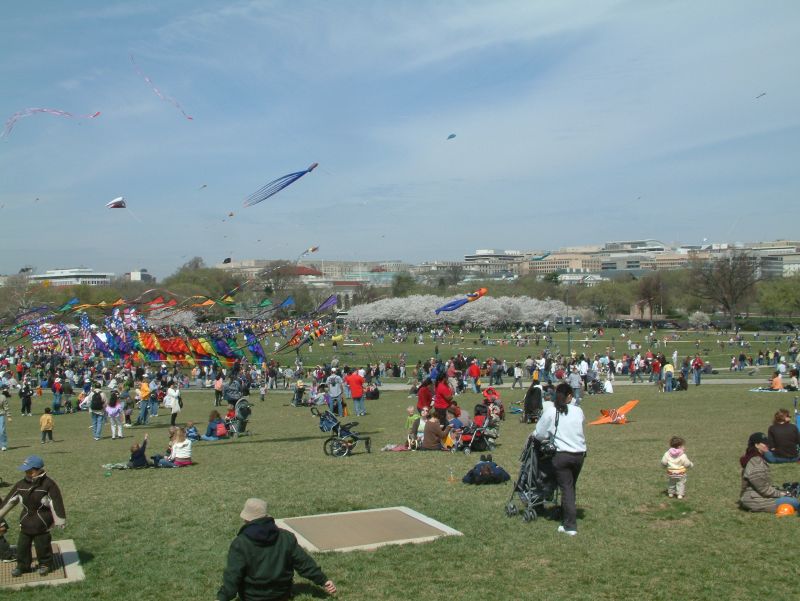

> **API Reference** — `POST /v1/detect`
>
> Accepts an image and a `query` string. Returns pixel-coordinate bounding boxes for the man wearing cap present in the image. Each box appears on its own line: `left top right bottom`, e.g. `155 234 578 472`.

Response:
325 368 344 417
0 455 66 577
217 498 336 601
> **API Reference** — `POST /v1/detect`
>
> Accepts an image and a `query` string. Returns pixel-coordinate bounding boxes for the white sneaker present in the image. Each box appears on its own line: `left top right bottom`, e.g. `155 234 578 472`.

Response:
557 525 577 536
124 424 132 428
1 447 7 451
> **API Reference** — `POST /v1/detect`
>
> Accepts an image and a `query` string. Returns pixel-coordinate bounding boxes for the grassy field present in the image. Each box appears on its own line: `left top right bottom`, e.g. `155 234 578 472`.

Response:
2 373 799 600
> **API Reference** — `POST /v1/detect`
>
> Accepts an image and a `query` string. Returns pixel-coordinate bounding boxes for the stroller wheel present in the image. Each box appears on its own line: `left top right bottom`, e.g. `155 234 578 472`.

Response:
331 439 350 457
322 437 335 456
505 503 518 517
463 447 471 456
523 508 537 522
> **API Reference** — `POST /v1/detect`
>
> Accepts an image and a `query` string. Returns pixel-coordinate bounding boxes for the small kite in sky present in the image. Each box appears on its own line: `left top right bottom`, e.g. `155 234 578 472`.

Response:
228 211 234 217
106 197 127 209
2 107 101 138
243 163 318 207
447 133 456 140
130 54 193 120
435 287 487 314
222 258 232 264
756 92 766 99
198 184 207 190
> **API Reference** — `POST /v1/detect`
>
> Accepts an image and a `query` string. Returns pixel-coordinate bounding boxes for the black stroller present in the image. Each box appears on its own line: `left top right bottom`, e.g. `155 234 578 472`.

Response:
311 407 371 457
505 436 558 522
520 384 543 424
225 398 252 437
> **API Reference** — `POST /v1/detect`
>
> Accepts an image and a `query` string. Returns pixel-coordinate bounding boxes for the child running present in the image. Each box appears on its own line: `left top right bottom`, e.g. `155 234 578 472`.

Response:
661 436 694 499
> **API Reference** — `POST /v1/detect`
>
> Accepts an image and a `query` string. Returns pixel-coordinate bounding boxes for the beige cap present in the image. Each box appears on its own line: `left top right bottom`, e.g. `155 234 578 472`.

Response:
240 498 268 522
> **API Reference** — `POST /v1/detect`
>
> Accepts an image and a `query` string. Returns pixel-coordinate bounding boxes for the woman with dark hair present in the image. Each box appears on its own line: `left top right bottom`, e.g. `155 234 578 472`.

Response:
739 432 799 512
533 382 586 536
764 410 800 463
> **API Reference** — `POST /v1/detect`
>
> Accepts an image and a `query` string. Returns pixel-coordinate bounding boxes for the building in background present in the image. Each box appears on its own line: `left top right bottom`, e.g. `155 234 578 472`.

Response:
28 268 114 287
123 269 156 283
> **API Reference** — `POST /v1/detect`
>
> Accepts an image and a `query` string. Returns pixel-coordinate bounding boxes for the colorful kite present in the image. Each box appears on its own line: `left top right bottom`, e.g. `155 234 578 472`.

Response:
447 133 456 140
130 54 193 121
106 197 127 209
2 107 101 138
589 400 639 425
243 163 318 207
434 288 487 314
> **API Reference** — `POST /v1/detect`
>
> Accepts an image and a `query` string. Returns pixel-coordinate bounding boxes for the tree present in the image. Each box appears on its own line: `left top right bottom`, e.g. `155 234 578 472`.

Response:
690 254 760 329
391 272 415 297
542 272 561 285
443 265 464 286
637 273 663 328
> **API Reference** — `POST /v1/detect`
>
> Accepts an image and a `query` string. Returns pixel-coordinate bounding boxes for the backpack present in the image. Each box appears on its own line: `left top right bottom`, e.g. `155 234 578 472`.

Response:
215 421 228 437
90 391 104 411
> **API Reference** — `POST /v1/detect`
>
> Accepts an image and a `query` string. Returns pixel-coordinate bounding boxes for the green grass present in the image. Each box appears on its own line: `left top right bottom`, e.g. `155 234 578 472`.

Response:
2 379 799 600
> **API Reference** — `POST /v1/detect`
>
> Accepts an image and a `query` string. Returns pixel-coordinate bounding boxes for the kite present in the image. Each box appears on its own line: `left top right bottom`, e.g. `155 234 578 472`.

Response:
199 184 207 190
130 54 193 120
296 246 319 261
447 133 456 140
243 163 318 207
434 288 487 314
228 212 234 217
756 92 766 99
589 400 639 425
222 258 232 264
2 107 101 138
106 197 127 209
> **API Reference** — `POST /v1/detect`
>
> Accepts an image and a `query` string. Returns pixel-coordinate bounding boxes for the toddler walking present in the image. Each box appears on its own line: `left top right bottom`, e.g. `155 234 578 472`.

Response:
40 407 54 444
106 391 124 439
661 436 694 499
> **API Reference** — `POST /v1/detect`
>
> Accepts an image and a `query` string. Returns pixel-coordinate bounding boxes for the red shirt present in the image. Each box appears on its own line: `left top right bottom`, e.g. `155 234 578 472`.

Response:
434 382 453 409
346 372 365 398
467 364 480 378
417 386 433 411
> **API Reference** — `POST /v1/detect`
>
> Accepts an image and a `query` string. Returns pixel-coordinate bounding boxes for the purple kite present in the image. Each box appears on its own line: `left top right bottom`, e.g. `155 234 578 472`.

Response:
243 163 318 207
130 55 193 120
2 108 101 138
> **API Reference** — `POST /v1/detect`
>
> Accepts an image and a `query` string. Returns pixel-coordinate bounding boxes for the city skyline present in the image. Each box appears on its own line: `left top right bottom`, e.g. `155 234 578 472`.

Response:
2 1 799 280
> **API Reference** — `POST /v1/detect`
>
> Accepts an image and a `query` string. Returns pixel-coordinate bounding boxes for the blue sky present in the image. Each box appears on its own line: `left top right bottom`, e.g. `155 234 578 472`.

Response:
1 0 798 279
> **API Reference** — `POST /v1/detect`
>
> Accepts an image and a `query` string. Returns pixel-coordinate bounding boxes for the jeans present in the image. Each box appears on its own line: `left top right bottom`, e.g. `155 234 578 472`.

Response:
137 400 150 424
664 373 673 392
52 393 62 413
91 412 105 439
693 369 702 386
329 394 343 416
0 414 7 448
200 435 219 441
775 496 800 511
763 451 800 464
149 398 159 417
353 396 365 415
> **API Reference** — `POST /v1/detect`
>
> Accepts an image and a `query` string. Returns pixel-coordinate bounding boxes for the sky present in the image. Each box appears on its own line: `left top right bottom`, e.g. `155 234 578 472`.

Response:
1 0 798 280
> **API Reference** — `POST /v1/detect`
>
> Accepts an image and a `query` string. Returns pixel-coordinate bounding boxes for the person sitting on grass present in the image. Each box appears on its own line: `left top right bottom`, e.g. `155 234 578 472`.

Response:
202 410 227 441
185 421 201 441
739 432 800 513
786 369 799 392
421 413 452 451
153 427 193 468
217 498 336 601
408 407 429 448
764 409 800 463
129 433 151 468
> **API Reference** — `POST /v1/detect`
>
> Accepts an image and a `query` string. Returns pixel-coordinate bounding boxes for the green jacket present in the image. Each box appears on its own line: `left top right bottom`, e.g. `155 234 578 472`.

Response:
740 455 784 512
217 517 327 601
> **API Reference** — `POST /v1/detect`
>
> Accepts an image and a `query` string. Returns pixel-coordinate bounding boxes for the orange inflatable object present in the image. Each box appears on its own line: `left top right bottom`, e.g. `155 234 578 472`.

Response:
776 503 796 517
589 400 639 425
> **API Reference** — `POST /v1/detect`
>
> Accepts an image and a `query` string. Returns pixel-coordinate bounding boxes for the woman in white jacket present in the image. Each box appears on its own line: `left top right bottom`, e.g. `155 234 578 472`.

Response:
164 382 181 427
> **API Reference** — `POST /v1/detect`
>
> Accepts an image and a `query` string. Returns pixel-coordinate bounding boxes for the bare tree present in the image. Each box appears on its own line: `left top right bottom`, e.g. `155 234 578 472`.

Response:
690 254 760 329
637 273 662 328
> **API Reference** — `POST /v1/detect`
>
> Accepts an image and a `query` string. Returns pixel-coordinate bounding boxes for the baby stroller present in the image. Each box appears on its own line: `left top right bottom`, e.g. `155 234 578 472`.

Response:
225 398 252 437
482 387 505 420
520 384 543 424
311 406 371 457
505 436 559 522
452 406 498 455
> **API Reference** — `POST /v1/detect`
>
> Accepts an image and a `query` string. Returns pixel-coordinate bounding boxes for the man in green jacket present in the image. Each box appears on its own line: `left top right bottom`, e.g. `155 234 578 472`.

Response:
217 498 336 601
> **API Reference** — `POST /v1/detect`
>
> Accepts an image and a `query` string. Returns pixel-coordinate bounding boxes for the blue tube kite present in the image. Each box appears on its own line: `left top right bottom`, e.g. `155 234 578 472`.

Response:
243 163 318 207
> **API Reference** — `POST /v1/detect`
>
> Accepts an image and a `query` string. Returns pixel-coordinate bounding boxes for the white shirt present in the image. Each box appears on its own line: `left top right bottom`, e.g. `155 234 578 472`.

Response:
533 404 587 453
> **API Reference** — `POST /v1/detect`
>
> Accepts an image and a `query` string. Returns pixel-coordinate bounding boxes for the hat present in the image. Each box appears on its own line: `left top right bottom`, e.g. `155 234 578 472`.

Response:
330 367 337 372
18 455 44 471
748 432 769 447
240 498 268 521
296 380 305 388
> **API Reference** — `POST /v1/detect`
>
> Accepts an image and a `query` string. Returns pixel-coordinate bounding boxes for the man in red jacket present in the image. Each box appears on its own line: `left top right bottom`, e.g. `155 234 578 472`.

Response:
345 369 366 416
467 360 481 393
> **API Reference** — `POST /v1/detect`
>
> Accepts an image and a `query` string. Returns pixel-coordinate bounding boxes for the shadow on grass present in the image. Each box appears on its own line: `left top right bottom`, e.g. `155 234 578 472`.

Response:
77 549 96 566
207 432 383 446
291 582 329 599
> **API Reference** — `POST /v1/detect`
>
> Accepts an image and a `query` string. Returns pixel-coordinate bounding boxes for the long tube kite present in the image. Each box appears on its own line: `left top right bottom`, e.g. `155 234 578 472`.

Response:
130 54 193 120
2 107 101 138
434 287 487 315
243 163 318 207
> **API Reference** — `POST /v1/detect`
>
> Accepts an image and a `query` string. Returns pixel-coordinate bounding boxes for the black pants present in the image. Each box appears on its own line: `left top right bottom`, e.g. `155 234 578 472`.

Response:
170 413 178 426
41 430 53 442
17 531 52 570
553 451 585 531
21 397 32 414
